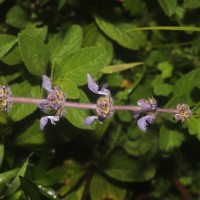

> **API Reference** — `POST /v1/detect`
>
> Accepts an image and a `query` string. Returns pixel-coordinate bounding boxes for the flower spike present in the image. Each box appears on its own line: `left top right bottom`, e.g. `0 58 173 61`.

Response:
0 85 12 112
83 74 113 125
39 75 66 130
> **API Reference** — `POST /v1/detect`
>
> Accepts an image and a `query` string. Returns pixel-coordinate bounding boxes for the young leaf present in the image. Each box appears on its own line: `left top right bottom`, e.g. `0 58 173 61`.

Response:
0 34 17 58
18 33 49 76
90 173 126 200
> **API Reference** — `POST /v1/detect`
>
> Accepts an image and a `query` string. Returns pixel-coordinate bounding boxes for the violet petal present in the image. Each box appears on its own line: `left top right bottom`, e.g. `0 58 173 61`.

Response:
137 99 151 111
40 116 49 130
87 74 99 94
42 75 53 92
48 116 60 125
83 116 98 125
137 113 156 132
98 87 110 96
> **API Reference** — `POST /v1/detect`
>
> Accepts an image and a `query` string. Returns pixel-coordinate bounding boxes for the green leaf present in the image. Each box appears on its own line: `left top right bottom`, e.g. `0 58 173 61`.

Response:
20 177 41 200
94 11 146 50
0 45 22 65
8 81 41 121
173 69 200 105
90 173 126 200
15 120 45 146
38 186 59 200
0 168 19 185
188 103 200 140
101 62 143 74
0 34 17 58
0 0 5 4
53 47 107 86
65 90 94 130
6 5 29 28
18 33 49 76
0 142 4 168
22 23 48 42
157 61 173 79
126 26 200 32
103 156 155 182
124 127 157 156
48 25 83 63
183 0 200 9
6 159 29 196
55 79 80 99
83 23 113 63
159 126 185 152
157 0 177 16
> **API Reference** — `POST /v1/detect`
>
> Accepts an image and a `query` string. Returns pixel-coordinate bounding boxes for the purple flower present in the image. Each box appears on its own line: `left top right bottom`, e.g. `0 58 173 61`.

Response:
39 75 66 130
137 97 157 112
87 74 110 96
83 116 98 125
40 115 60 130
83 74 113 125
137 113 156 132
174 104 193 122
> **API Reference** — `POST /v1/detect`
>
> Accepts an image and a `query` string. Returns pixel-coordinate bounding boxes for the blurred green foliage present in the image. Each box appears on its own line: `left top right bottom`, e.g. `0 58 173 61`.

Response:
0 0 200 199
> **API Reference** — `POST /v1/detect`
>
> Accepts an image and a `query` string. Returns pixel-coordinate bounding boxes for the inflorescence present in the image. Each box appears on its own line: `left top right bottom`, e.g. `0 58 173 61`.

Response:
0 74 193 132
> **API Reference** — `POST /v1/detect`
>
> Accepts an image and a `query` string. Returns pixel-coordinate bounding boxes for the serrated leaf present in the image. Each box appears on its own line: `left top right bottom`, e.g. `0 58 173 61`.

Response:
159 126 185 152
94 11 146 50
65 90 94 130
101 62 143 74
18 33 49 76
183 0 200 9
6 5 29 28
15 120 45 146
157 0 177 16
90 173 126 200
53 47 107 86
173 69 200 105
103 156 155 182
22 23 48 42
0 34 17 58
48 25 83 63
8 81 41 121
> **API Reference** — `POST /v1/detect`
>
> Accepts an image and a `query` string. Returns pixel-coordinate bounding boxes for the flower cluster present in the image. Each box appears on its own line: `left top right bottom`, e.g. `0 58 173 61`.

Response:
0 85 12 112
0 74 194 132
39 75 66 130
133 98 158 132
83 74 114 125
